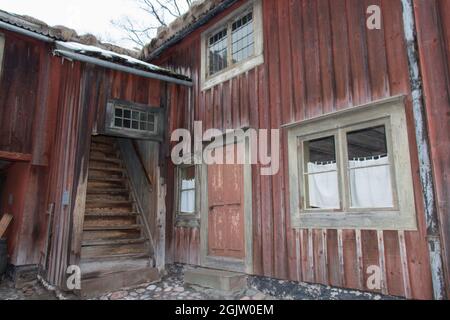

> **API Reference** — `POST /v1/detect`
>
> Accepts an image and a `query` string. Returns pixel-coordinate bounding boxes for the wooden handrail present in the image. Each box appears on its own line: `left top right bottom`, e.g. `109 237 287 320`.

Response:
131 140 154 189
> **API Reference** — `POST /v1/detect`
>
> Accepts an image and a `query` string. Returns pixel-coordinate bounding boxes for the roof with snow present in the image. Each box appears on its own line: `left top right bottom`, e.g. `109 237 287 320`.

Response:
0 9 191 82
141 0 237 61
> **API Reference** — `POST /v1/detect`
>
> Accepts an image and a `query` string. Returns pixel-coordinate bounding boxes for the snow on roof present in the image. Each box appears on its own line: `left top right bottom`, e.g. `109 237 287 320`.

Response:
0 9 190 81
57 41 166 72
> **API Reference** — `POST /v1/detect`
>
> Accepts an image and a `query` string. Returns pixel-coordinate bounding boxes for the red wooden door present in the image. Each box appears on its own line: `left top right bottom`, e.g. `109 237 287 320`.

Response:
207 146 245 260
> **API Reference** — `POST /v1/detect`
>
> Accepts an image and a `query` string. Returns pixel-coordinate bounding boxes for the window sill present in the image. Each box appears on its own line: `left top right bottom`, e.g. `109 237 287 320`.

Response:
291 210 418 231
175 214 200 228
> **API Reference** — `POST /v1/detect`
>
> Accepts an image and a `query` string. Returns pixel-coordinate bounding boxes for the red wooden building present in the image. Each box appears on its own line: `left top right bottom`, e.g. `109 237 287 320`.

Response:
0 0 449 300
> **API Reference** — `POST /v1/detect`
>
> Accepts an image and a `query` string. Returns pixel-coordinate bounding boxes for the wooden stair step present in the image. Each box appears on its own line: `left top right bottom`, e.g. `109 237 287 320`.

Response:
85 199 133 206
85 212 138 218
87 188 129 196
82 229 142 242
89 156 122 164
80 266 159 297
88 176 125 183
82 243 148 259
84 225 142 231
82 238 147 247
89 166 125 173
91 146 116 153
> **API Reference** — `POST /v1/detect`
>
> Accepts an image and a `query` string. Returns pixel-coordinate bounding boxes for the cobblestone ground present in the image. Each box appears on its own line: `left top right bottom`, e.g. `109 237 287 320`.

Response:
0 278 56 300
0 265 389 300
92 265 275 301
0 265 274 301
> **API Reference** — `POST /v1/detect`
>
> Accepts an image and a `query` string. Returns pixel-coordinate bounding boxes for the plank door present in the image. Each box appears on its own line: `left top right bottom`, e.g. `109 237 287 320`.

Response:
207 146 245 260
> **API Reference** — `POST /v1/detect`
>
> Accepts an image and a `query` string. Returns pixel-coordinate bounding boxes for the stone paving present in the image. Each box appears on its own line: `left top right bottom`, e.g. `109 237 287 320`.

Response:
0 278 56 300
92 265 274 301
0 264 394 300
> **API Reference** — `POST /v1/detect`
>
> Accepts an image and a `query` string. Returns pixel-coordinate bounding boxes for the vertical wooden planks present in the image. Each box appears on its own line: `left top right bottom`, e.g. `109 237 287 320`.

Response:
302 0 323 119
152 0 440 300
317 0 335 114
345 0 371 105
384 230 405 297
329 0 353 110
327 229 342 287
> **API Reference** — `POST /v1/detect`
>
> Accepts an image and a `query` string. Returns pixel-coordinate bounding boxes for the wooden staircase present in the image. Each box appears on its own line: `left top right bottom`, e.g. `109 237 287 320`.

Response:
79 135 159 297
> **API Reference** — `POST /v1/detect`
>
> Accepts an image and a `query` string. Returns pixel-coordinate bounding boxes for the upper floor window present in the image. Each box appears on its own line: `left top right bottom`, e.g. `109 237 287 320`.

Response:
113 105 157 134
287 96 417 230
105 99 164 141
201 0 263 90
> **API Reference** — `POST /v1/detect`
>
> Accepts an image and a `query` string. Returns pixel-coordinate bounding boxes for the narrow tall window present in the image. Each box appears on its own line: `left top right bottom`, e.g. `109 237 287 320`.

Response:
178 166 196 214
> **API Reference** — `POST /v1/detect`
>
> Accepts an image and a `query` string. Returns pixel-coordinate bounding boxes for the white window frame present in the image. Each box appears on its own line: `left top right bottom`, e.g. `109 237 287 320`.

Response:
286 96 418 230
174 154 201 228
0 33 5 80
200 0 264 90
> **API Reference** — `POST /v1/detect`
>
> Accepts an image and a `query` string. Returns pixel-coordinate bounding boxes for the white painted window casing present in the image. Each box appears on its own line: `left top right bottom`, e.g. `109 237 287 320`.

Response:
200 0 264 90
286 96 418 230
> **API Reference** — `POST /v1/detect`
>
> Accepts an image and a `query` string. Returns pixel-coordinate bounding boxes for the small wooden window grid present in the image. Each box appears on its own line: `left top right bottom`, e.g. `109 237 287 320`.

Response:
104 99 164 141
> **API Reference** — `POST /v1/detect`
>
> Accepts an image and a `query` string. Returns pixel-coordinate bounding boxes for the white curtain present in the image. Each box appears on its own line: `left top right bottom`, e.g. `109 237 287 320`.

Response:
307 162 340 209
180 179 195 213
307 156 393 209
349 156 393 208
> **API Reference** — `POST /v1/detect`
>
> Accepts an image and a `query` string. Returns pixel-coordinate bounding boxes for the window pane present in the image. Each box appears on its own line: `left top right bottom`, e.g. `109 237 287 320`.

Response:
123 109 131 119
347 126 394 208
114 118 122 128
232 12 254 63
208 28 228 76
179 166 196 214
115 107 123 117
303 136 339 209
123 119 131 128
132 121 139 130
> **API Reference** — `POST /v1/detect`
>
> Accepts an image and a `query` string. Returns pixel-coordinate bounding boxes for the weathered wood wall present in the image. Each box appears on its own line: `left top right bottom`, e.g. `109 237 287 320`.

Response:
0 28 167 287
414 0 450 298
44 61 166 287
0 31 55 267
153 0 441 299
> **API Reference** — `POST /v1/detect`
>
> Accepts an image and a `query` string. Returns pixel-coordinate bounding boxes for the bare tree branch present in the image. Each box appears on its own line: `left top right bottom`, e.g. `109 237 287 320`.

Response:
112 0 191 49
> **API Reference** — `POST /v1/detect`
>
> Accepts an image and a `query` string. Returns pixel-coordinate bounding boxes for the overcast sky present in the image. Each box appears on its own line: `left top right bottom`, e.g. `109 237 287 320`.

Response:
0 0 161 49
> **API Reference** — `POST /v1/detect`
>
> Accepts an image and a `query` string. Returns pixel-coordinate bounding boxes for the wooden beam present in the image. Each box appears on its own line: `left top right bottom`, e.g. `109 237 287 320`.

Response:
0 151 32 162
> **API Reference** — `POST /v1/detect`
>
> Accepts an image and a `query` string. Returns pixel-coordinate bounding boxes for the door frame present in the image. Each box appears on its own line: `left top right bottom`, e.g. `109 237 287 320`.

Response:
199 132 253 274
